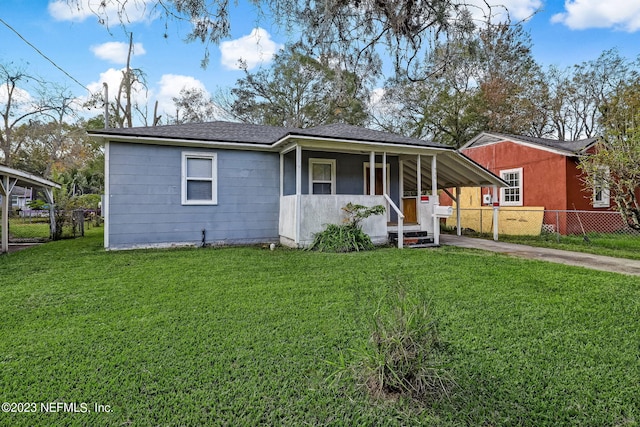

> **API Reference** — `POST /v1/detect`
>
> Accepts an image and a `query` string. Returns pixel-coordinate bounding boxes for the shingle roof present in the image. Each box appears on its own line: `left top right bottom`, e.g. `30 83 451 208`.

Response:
89 121 294 145
465 132 598 155
293 123 451 148
89 121 451 149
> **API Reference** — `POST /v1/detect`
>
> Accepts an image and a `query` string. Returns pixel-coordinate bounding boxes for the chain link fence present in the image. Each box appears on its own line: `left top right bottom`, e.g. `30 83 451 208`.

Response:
445 208 640 242
4 208 95 243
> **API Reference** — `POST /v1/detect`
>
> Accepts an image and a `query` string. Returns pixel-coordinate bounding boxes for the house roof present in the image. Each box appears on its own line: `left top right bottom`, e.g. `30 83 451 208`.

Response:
88 121 294 145
88 121 451 149
462 132 598 156
292 123 450 148
90 121 505 188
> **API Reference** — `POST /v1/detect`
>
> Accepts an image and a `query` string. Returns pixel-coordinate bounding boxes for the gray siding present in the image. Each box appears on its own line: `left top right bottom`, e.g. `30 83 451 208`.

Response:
107 143 280 249
283 151 400 219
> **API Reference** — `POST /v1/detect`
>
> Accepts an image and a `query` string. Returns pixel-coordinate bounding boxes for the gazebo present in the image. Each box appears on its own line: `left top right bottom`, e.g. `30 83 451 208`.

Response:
0 164 61 254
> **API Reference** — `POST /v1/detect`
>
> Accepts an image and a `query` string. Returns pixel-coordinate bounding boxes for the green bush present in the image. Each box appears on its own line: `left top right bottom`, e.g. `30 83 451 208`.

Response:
308 203 385 252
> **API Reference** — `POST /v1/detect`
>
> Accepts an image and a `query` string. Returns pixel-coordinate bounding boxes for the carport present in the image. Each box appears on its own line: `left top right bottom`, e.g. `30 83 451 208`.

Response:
0 164 61 254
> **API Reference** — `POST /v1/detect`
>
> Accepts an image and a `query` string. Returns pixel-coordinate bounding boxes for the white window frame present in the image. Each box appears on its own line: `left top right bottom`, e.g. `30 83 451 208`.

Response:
500 167 523 207
181 151 217 205
593 166 610 208
308 158 336 195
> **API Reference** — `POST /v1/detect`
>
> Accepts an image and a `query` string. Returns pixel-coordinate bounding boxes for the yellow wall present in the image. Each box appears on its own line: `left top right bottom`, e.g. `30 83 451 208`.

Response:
445 187 545 236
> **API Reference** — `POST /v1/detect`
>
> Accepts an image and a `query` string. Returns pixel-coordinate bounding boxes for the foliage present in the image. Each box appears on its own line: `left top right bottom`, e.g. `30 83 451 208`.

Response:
580 80 640 230
227 45 370 128
0 63 74 166
26 199 48 211
170 87 225 124
377 17 543 146
64 0 466 76
308 203 385 252
335 283 453 404
1 230 638 426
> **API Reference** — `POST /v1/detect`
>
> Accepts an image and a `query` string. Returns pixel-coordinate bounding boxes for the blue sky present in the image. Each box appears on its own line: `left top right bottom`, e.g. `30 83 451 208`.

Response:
1 0 640 123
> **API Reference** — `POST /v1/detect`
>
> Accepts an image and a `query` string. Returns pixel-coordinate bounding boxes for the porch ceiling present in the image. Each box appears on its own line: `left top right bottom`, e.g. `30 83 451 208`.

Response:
402 152 507 189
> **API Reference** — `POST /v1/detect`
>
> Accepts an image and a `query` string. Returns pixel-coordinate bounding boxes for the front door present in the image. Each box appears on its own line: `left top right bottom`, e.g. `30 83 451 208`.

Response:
402 198 417 223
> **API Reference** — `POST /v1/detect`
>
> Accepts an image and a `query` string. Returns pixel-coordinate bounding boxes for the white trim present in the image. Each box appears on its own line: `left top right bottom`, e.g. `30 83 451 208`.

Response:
308 158 336 195
104 141 110 249
92 132 454 156
593 166 610 208
499 167 523 206
462 132 595 157
181 151 218 205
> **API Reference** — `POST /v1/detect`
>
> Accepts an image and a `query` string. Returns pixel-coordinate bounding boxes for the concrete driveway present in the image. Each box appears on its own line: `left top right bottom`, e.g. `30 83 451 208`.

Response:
440 234 640 277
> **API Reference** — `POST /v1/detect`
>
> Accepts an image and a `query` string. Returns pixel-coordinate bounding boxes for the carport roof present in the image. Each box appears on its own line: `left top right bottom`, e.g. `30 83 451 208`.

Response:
0 164 61 190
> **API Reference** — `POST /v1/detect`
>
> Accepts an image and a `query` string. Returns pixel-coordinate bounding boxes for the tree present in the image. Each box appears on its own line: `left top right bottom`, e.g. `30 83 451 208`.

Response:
84 33 161 128
226 45 370 127
547 49 636 141
0 63 61 166
580 81 640 230
170 87 225 124
375 14 543 146
66 0 475 77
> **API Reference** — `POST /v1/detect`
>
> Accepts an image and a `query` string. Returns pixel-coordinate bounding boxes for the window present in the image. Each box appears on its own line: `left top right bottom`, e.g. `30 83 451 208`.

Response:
182 152 217 205
309 159 336 194
500 168 522 206
593 166 610 208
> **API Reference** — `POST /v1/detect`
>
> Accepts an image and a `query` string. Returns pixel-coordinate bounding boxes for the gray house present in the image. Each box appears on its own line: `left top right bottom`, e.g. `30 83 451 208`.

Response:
90 121 505 250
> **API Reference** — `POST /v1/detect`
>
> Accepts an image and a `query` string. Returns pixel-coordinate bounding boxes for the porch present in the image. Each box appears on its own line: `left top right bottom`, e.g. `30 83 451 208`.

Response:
276 135 495 248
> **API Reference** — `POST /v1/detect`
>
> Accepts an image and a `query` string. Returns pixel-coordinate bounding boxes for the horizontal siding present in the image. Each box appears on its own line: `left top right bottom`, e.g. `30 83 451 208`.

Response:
108 143 280 248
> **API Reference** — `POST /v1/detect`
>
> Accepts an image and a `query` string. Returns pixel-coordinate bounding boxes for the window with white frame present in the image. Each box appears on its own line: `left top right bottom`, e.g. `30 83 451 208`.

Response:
182 152 217 205
309 158 336 195
500 168 523 206
593 166 610 208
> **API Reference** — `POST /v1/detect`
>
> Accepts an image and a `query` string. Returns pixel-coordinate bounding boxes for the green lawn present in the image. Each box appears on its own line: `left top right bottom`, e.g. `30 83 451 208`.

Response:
1 228 638 426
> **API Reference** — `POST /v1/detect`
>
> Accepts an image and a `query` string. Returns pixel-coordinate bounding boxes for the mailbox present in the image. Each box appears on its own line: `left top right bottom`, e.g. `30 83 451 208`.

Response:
433 205 453 218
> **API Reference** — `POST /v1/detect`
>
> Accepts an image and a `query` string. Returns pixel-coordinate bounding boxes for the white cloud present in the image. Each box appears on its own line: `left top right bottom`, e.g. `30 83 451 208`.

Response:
84 67 151 115
81 71 214 123
462 0 542 23
91 41 146 64
219 28 284 70
48 0 155 24
155 74 208 116
0 85 34 108
551 0 640 32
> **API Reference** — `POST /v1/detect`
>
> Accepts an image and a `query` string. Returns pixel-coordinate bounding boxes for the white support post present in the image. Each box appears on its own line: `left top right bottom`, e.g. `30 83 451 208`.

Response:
455 186 461 236
382 152 387 196
369 151 375 195
295 145 302 246
431 155 440 246
104 141 110 249
492 185 499 241
279 152 284 197
416 155 421 199
1 175 8 254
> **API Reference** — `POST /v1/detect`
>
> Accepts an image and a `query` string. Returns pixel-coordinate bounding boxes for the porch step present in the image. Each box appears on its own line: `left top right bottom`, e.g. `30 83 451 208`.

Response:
388 231 437 248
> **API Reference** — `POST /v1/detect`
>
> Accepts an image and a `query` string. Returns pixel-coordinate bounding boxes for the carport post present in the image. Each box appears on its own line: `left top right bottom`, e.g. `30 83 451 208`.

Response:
492 185 499 241
1 175 8 253
455 186 461 236
431 155 439 246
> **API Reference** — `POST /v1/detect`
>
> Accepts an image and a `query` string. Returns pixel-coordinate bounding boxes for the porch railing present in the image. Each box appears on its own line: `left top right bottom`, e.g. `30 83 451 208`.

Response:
384 193 404 249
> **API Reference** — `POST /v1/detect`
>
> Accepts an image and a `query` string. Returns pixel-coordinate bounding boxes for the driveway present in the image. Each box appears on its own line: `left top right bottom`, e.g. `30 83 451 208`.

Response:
440 234 640 277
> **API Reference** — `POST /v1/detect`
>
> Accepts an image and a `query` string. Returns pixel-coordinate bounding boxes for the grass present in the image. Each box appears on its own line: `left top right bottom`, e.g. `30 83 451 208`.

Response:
1 220 51 240
1 228 638 426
